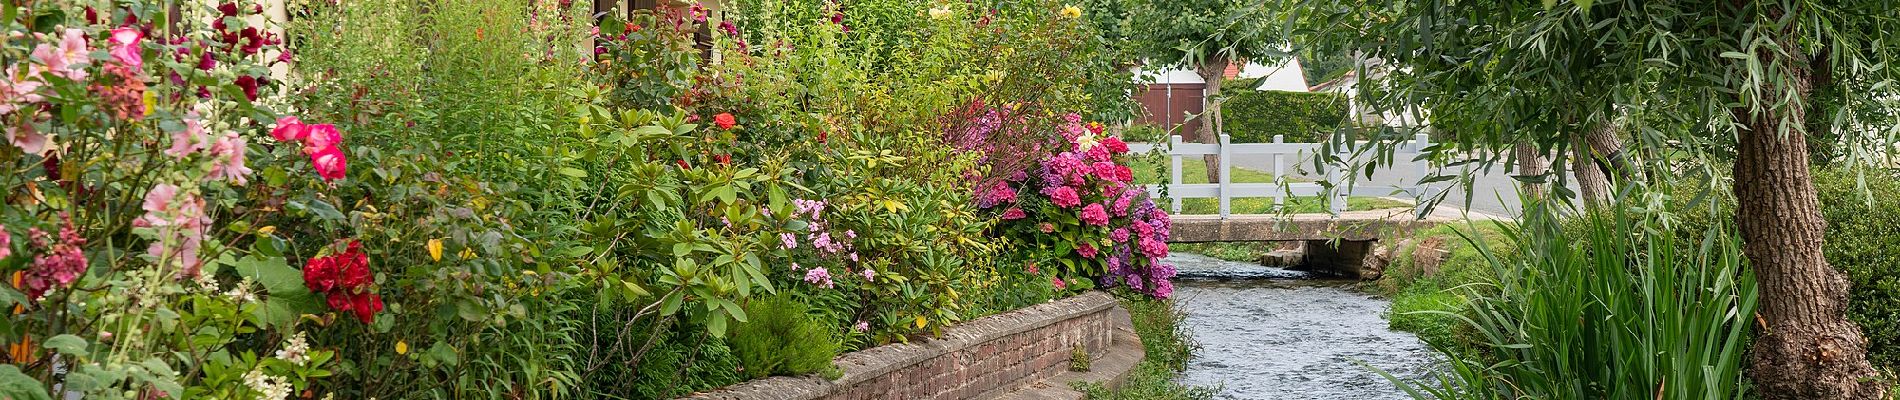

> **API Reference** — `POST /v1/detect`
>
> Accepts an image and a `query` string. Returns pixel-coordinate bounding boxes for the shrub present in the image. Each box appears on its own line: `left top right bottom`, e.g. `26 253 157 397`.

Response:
729 294 841 380
1220 89 1350 143
1815 168 1900 372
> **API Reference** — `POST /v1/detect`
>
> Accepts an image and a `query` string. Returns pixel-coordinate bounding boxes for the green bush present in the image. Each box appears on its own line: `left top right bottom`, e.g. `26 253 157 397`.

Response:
621 324 745 399
1220 89 1350 143
729 295 841 380
1076 292 1216 400
1815 168 1900 372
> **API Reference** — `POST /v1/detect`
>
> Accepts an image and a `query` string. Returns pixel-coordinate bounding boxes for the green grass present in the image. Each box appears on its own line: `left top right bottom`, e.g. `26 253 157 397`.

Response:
1373 223 1512 351
1130 156 1413 215
1074 291 1218 400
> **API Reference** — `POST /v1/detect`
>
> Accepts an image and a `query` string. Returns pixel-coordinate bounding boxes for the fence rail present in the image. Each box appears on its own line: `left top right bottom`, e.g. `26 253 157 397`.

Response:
1129 133 1437 218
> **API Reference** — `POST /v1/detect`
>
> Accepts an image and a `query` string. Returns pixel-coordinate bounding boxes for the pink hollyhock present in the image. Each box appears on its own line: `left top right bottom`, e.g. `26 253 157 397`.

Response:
271 116 308 142
1 66 45 116
109 27 143 68
166 116 210 158
1102 136 1129 154
1077 242 1098 259
1043 186 1081 208
207 132 253 184
1000 207 1027 220
5 123 50 156
137 184 211 277
310 145 347 182
713 113 737 130
31 29 91 81
1080 203 1109 226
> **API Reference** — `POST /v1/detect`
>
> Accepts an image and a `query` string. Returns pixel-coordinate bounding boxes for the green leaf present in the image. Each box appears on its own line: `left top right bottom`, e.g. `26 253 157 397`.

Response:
233 255 305 296
0 365 51 400
557 167 588 178
43 334 87 356
707 313 729 338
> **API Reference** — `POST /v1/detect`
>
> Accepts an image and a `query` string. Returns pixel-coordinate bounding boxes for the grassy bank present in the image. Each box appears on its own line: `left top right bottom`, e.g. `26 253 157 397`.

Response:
1075 292 1217 400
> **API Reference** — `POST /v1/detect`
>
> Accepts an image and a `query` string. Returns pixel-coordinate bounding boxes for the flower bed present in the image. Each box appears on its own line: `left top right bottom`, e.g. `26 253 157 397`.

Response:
0 0 1164 398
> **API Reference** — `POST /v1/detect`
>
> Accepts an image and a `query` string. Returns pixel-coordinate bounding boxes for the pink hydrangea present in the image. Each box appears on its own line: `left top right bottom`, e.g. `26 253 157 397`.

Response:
1077 242 1098 259
1091 162 1118 181
1139 236 1168 258
1043 186 1081 208
1080 203 1109 226
1052 276 1067 290
1101 136 1129 154
804 267 834 288
1001 207 1027 220
1085 145 1110 162
1038 222 1056 233
1110 228 1130 243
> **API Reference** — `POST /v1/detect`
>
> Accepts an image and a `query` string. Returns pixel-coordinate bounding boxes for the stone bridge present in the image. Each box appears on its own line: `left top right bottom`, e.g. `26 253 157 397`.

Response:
1165 208 1474 279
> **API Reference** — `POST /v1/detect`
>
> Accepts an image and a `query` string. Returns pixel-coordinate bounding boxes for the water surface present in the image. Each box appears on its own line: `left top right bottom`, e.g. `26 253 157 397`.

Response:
1168 253 1438 400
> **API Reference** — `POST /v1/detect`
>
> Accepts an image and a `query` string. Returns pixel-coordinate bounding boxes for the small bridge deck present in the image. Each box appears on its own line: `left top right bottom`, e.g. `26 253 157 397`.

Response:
1166 208 1470 243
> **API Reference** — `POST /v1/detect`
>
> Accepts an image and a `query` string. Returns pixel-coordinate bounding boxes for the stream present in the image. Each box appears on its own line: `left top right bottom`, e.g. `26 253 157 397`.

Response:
1167 253 1438 399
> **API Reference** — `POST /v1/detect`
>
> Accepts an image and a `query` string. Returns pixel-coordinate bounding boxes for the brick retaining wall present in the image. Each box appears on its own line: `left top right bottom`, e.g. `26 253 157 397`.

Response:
683 291 1131 400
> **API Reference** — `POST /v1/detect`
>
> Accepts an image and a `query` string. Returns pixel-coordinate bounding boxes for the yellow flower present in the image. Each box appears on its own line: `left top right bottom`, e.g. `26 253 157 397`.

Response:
427 239 444 262
1059 5 1082 19
395 341 408 355
255 226 277 236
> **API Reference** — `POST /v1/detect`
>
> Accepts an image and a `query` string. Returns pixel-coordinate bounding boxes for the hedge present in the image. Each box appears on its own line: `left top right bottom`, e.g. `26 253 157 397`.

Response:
1815 168 1900 372
1220 82 1350 143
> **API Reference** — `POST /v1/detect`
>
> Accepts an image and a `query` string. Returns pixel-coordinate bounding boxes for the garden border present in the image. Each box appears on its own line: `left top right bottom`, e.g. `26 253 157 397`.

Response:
682 291 1142 400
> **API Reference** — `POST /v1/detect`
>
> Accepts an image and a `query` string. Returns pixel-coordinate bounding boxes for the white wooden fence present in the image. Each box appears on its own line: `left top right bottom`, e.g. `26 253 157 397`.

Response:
1127 133 1437 218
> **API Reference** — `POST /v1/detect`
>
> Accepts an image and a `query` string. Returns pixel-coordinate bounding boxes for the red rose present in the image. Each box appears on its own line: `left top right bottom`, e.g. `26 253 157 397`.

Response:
349 293 385 323
336 241 372 290
303 256 338 293
713 113 737 130
326 291 352 312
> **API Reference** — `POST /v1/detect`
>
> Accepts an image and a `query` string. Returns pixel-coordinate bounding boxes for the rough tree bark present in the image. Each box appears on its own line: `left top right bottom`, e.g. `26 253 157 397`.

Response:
1571 121 1624 206
1734 13 1887 399
1514 142 1549 199
1193 56 1229 183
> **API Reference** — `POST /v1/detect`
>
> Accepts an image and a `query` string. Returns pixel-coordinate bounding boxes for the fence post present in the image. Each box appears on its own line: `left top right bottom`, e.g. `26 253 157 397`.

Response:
1170 135 1184 214
1328 132 1347 215
1272 134 1285 211
1218 134 1232 219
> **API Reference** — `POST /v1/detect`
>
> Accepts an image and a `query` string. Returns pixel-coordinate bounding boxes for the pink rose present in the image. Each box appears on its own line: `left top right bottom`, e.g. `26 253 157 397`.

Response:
310 146 348 182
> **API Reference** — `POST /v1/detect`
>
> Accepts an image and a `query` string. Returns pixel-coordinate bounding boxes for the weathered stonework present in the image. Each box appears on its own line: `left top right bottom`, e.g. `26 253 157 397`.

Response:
682 291 1139 400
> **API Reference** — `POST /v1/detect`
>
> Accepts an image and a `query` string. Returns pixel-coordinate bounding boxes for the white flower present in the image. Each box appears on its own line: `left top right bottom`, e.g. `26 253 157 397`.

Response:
243 369 293 400
275 332 310 366
225 278 259 303
1074 133 1100 152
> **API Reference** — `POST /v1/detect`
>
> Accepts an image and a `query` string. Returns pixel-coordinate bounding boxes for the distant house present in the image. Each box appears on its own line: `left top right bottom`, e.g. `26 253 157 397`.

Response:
1306 60 1424 128
1131 58 1309 134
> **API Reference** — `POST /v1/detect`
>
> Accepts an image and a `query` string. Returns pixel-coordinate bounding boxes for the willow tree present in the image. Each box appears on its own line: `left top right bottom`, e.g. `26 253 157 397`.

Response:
1123 0 1279 182
1289 0 1900 398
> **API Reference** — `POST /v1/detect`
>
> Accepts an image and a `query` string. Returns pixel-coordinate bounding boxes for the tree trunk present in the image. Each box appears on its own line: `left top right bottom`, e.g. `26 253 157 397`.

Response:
1194 57 1229 183
1734 17 1887 399
1514 142 1549 200
1572 121 1623 207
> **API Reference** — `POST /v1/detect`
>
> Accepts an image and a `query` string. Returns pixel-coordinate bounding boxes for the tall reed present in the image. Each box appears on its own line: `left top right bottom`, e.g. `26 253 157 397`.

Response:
1384 193 1757 399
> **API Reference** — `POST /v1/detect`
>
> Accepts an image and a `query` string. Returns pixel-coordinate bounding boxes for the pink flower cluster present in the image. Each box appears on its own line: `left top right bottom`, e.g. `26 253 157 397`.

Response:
272 116 348 182
136 183 213 278
21 213 88 299
165 114 253 185
982 114 1176 298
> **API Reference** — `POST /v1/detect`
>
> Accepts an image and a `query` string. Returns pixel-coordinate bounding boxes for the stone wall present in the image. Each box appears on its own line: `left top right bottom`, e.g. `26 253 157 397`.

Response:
683 291 1131 400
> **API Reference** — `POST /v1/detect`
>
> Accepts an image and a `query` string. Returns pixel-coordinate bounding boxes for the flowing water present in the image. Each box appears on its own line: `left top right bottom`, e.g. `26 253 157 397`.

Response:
1168 253 1439 400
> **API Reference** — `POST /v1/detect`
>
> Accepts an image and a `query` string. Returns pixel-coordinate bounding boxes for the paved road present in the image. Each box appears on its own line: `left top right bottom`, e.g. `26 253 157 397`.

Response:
1224 151 1577 218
